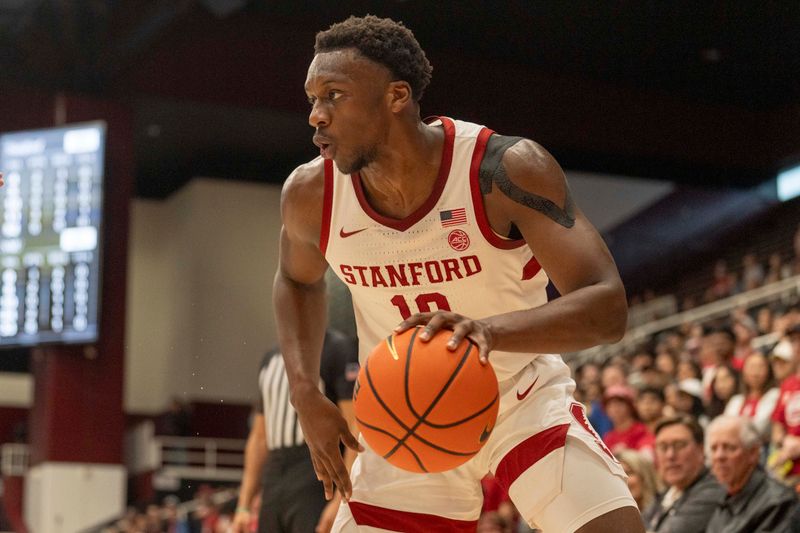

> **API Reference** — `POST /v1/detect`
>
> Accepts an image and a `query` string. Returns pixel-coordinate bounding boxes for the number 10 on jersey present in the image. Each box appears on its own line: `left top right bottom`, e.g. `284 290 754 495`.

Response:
390 292 451 319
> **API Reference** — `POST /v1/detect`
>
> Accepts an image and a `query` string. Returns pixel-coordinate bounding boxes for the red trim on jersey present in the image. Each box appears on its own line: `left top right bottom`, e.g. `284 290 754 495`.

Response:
348 501 478 533
469 128 526 250
350 117 455 232
494 423 569 490
319 159 334 255
521 256 542 280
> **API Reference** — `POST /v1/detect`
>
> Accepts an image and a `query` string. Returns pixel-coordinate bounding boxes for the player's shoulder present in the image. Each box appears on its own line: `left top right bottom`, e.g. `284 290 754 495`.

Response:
480 134 566 206
282 157 325 201
280 157 326 237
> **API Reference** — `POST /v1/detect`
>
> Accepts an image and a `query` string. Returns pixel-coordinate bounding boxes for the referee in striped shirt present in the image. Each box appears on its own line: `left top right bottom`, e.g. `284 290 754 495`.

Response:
232 329 359 533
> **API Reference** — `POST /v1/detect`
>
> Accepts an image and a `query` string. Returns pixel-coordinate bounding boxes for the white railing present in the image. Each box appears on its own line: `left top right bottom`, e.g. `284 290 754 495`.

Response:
569 274 800 363
0 443 29 476
125 420 246 483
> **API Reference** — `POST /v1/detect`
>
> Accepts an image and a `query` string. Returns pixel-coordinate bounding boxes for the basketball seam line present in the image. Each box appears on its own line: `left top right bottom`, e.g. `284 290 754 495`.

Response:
363 355 481 463
363 354 429 471
384 330 474 460
354 416 427 471
419 393 499 429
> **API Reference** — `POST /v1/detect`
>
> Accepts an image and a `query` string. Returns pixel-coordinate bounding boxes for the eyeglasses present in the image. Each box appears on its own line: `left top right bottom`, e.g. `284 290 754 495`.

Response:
655 440 692 454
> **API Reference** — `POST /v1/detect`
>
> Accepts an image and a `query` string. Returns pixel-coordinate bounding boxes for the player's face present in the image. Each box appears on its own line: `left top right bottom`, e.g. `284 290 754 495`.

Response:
305 49 393 174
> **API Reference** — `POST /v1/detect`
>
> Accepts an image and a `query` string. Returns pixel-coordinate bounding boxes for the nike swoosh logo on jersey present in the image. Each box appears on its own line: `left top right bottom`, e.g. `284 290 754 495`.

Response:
516 376 539 401
340 227 367 238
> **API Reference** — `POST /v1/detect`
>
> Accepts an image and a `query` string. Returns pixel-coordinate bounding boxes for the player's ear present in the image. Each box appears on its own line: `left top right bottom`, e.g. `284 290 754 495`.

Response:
388 81 412 112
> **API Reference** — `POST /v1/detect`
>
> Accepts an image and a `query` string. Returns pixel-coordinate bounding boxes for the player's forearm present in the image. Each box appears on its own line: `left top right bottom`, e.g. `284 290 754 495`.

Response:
272 269 328 407
485 280 627 354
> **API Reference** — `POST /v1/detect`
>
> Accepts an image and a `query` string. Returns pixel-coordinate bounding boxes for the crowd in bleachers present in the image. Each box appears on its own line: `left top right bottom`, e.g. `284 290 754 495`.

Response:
99 486 240 533
101 226 800 533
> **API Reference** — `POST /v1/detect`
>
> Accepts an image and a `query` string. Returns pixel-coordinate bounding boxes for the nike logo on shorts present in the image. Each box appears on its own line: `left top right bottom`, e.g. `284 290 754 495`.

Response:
516 376 539 401
340 227 367 238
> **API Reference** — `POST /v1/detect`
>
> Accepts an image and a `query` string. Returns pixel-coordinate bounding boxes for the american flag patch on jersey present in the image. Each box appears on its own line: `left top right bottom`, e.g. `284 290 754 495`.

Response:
440 207 467 227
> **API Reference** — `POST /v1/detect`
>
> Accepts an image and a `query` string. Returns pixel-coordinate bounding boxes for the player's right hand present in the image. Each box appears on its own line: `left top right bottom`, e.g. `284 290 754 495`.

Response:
295 388 363 501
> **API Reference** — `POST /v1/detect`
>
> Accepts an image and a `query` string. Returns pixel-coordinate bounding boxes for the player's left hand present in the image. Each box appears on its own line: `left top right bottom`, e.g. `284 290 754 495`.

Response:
394 311 494 364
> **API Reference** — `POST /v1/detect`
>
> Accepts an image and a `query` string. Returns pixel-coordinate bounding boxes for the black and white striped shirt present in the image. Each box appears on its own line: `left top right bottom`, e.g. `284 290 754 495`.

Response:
257 329 359 450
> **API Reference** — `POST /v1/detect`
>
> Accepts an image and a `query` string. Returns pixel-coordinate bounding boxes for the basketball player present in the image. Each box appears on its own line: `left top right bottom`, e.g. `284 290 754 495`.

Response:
274 15 643 533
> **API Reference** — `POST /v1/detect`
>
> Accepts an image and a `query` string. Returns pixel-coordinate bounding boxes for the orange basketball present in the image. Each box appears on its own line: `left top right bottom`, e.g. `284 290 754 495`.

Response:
353 326 499 473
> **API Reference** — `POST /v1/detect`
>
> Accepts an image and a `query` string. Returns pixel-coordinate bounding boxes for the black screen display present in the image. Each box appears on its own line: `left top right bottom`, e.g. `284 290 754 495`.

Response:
0 122 105 347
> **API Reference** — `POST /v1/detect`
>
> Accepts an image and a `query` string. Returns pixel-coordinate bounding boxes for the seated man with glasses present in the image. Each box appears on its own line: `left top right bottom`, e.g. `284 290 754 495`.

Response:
706 415 799 533
643 415 725 532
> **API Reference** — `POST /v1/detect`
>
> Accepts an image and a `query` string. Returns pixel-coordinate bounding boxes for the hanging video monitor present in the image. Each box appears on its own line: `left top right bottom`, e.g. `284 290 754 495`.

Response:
0 122 105 347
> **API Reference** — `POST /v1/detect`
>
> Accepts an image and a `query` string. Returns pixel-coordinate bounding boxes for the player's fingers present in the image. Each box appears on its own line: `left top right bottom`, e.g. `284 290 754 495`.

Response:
417 313 454 341
310 454 324 481
318 449 347 500
393 313 434 333
313 453 335 498
341 428 364 452
328 453 353 500
478 343 491 365
446 321 474 351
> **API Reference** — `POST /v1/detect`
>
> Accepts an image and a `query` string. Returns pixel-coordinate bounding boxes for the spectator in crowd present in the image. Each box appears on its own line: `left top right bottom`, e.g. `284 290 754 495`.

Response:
764 253 789 285
755 305 774 336
706 415 799 533
706 259 736 302
699 326 736 400
740 253 764 292
671 378 708 427
662 382 679 418
706 364 740 419
655 351 677 379
731 313 758 369
724 352 780 440
770 339 797 384
770 324 800 488
676 358 702 383
617 449 661 513
602 385 655 458
231 329 358 533
642 416 725 533
601 361 629 390
576 362 613 437
638 366 670 391
683 323 704 359
636 387 666 434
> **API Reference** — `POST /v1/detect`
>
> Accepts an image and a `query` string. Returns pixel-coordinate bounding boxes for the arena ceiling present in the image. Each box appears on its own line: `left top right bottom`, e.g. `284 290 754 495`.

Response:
2 0 799 199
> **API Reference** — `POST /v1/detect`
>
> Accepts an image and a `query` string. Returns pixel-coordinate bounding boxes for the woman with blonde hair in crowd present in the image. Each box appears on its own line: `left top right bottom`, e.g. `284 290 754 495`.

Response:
616 449 661 513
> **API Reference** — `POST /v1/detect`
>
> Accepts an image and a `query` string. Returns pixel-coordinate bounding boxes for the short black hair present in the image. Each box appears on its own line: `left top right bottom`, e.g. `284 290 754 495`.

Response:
639 387 665 402
703 324 735 343
654 415 705 445
315 15 433 101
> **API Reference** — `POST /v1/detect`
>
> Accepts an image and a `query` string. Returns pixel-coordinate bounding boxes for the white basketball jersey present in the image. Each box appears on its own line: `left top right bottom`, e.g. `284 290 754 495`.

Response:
321 117 570 383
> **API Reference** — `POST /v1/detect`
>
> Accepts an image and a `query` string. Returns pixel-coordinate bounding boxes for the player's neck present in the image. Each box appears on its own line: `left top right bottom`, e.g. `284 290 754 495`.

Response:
358 121 444 219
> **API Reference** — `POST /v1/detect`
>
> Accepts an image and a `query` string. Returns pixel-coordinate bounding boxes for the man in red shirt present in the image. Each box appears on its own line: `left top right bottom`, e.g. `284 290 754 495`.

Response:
770 323 800 485
603 385 656 460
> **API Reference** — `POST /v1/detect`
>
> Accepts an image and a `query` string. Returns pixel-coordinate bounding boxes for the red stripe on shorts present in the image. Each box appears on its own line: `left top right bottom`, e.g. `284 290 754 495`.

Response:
495 423 569 490
348 501 478 533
